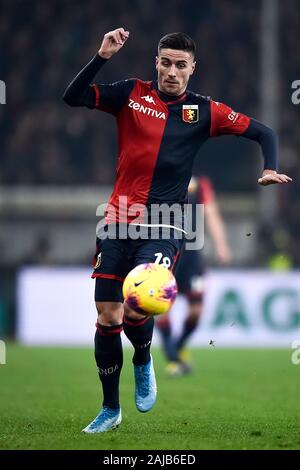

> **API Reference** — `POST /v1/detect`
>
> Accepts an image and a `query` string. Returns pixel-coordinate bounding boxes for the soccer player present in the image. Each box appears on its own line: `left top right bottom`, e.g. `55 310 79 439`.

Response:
63 28 292 433
156 176 232 375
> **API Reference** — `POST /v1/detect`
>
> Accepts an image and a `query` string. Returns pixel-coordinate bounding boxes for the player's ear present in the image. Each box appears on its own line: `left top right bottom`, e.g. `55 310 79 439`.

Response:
155 56 159 71
190 61 196 75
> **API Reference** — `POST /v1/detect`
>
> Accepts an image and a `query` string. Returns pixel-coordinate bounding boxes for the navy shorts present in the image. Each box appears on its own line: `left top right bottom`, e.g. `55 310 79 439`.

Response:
92 226 183 302
175 248 205 303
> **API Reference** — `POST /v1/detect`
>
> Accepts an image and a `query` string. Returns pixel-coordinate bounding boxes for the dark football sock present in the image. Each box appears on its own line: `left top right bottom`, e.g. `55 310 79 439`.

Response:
123 315 154 365
94 323 123 409
176 316 198 352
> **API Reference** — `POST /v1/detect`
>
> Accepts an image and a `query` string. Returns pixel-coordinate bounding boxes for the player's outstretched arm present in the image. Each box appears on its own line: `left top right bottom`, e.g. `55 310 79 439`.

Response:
210 101 293 186
63 28 129 107
243 119 292 186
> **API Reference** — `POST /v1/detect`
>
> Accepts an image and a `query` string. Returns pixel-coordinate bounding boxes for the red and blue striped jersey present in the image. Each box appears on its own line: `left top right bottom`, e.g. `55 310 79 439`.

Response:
88 78 249 223
64 55 278 226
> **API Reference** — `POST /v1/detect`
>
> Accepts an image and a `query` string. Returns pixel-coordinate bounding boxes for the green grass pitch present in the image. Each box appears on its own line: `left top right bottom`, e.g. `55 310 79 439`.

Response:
0 345 299 450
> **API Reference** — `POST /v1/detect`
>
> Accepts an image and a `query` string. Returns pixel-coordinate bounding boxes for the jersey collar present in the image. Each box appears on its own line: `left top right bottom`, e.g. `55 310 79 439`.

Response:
151 81 187 105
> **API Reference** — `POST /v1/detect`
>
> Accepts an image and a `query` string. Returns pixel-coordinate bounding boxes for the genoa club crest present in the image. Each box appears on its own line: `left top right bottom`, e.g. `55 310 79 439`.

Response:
182 105 199 123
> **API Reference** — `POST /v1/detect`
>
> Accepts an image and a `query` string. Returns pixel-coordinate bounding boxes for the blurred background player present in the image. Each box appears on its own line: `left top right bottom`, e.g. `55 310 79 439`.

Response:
156 176 232 375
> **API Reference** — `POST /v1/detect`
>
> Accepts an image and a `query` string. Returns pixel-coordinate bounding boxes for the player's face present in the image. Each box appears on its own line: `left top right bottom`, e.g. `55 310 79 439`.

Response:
156 49 196 96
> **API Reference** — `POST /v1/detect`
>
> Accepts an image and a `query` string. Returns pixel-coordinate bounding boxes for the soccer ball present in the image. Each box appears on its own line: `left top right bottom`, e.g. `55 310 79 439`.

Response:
122 263 177 316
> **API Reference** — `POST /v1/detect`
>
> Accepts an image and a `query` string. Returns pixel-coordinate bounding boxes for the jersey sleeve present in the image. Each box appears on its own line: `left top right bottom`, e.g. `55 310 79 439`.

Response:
63 54 136 115
210 100 250 137
198 177 216 205
91 79 136 115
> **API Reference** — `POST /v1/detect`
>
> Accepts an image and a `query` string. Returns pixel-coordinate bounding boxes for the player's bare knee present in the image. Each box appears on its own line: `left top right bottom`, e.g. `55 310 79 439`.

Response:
124 301 147 321
96 301 123 326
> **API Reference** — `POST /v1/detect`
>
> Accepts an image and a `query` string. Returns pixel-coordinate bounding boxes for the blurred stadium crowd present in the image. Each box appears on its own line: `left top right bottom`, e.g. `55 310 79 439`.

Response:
0 0 299 261
0 0 267 188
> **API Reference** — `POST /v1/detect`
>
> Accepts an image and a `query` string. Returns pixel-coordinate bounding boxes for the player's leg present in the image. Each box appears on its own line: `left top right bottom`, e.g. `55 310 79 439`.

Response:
82 299 124 434
122 235 182 410
123 301 157 412
156 248 188 375
123 302 154 367
176 298 203 354
155 246 190 366
83 238 131 433
174 258 205 373
160 250 204 375
94 300 124 408
123 280 157 412
156 311 184 376
123 237 180 370
156 312 178 363
175 297 203 374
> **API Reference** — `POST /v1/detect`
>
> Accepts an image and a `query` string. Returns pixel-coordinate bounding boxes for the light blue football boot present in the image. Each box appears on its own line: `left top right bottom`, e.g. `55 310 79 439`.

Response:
82 406 122 433
134 355 157 412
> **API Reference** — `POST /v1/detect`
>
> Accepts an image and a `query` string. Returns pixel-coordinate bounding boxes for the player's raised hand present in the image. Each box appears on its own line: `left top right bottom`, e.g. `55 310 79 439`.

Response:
258 169 293 186
98 28 129 59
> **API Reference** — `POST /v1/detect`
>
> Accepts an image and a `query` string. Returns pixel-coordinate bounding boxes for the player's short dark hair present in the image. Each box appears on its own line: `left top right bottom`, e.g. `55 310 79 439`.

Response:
158 32 196 58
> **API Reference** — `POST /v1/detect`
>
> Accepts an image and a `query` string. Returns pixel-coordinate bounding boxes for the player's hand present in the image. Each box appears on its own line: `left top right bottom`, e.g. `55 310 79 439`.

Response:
258 169 292 186
98 28 129 59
